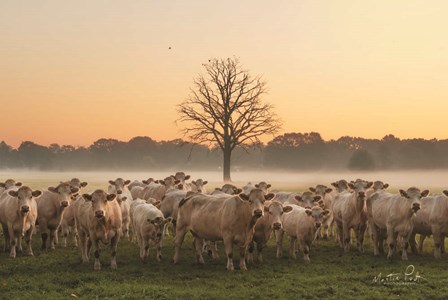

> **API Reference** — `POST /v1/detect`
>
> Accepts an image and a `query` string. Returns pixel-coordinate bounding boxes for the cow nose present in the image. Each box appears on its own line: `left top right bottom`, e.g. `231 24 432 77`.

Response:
21 205 30 213
61 201 69 207
358 192 365 198
315 222 321 228
157 233 162 238
273 222 282 230
117 190 122 195
412 203 421 212
254 209 263 217
198 189 202 193
95 211 104 218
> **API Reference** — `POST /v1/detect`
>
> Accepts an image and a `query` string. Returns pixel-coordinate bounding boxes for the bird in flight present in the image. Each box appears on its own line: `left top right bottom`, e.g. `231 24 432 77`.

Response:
168 46 172 50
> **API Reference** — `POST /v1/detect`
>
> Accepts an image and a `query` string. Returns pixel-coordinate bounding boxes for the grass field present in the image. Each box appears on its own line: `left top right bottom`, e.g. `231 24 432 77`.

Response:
1 174 448 299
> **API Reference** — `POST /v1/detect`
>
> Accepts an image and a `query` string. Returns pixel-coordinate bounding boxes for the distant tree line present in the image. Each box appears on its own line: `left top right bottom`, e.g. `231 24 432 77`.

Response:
0 133 447 171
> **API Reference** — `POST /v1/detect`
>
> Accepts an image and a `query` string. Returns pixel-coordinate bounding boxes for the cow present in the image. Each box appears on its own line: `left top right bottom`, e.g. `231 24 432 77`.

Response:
272 192 302 206
128 178 155 191
410 190 448 258
309 185 334 239
333 181 373 252
242 182 271 195
0 179 22 194
276 205 330 262
75 189 122 270
0 186 41 258
36 182 79 250
136 177 181 201
186 179 208 193
367 187 428 260
247 201 293 263
172 172 191 185
108 178 132 240
330 180 349 193
59 179 88 248
173 189 275 271
130 201 171 261
210 184 242 195
296 192 324 209
365 180 389 199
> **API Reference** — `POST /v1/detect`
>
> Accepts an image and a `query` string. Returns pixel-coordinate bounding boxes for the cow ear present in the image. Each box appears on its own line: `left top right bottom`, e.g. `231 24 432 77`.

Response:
108 180 115 185
70 187 79 194
48 187 58 193
148 218 154 224
313 196 321 202
323 209 330 216
142 180 149 185
399 190 408 198
192 181 196 185
83 194 92 201
106 194 116 201
124 180 131 185
264 193 275 201
155 201 161 209
0 183 5 188
283 206 293 213
443 190 448 197
305 209 312 216
294 195 302 201
8 190 18 197
15 182 23 187
255 184 259 188
309 187 316 193
348 183 355 189
214 187 221 191
267 184 271 189
32 190 42 198
366 182 373 189
159 180 166 186
421 190 430 198
154 180 159 184
239 193 250 201
81 182 88 187
185 175 191 180
203 181 208 185
264 206 270 212
318 200 324 207
331 182 337 187
121 197 127 201
235 188 243 194
325 188 333 194
383 184 389 189
164 217 173 224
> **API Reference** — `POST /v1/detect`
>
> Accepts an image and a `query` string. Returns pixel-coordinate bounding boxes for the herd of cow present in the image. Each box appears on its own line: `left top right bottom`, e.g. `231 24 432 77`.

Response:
0 172 447 271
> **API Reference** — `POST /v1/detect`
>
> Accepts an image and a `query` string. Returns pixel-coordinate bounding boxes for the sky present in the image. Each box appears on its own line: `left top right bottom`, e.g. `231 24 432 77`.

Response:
1 0 447 148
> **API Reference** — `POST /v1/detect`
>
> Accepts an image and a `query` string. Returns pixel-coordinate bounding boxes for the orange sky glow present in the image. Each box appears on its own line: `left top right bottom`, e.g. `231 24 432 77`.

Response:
1 0 448 148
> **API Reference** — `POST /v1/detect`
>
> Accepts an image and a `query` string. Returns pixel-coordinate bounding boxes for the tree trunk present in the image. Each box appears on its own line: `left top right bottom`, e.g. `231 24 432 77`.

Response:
223 146 232 182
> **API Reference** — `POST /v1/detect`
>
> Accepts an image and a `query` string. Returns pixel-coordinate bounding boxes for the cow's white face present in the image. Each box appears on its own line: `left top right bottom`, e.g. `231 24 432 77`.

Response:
239 189 275 218
399 187 429 213
108 178 130 203
8 186 41 215
264 201 292 230
254 182 271 194
148 216 172 242
83 190 116 219
305 206 330 229
191 179 208 193
49 182 78 208
348 181 373 199
310 185 332 197
295 192 323 209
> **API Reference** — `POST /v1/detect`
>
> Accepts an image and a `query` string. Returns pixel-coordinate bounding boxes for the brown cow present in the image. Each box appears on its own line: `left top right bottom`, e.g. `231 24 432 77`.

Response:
173 189 275 271
0 186 41 258
75 190 122 270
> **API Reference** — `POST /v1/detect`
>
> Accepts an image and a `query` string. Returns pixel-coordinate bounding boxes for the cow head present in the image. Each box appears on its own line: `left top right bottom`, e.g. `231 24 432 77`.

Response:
83 190 116 219
295 192 324 209
108 178 131 195
348 181 372 201
69 178 88 189
191 179 208 193
305 206 331 229
254 181 272 194
3 179 22 189
48 182 79 208
142 178 154 185
373 181 389 191
331 180 349 193
310 185 333 197
173 172 191 184
399 187 429 213
239 189 275 218
264 201 293 230
8 186 41 215
148 216 172 241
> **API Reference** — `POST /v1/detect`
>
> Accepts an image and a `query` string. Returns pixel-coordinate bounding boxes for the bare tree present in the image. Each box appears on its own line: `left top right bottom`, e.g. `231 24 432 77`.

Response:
177 57 282 181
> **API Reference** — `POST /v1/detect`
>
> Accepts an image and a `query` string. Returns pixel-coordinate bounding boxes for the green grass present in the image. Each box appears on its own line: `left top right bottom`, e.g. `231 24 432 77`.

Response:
1 178 448 299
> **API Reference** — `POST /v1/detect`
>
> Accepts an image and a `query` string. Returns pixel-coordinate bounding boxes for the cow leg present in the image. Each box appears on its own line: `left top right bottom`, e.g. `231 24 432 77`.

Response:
110 234 119 269
257 242 264 263
386 226 397 260
24 225 35 256
409 232 418 254
370 222 380 256
54 225 59 245
356 224 366 252
275 229 284 258
442 236 446 254
61 222 69 248
300 238 311 262
79 230 89 263
336 223 343 250
289 236 297 259
2 223 10 252
210 241 219 260
223 237 234 271
156 239 163 262
172 225 187 264
433 228 443 259
92 238 101 271
247 241 254 263
417 234 426 254
193 237 205 264
239 245 248 271
49 229 57 250
342 222 350 252
139 233 146 261
40 219 48 250
7 223 17 258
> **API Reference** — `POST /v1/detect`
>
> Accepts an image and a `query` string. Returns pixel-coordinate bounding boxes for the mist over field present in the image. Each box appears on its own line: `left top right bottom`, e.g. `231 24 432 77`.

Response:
1 170 447 191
